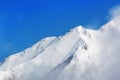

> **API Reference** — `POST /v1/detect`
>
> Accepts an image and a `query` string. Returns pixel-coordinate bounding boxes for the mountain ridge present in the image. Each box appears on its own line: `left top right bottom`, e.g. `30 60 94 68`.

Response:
0 17 120 80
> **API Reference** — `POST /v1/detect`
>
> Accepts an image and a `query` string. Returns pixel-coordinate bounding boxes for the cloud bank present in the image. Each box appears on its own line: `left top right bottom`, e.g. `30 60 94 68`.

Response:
109 5 120 19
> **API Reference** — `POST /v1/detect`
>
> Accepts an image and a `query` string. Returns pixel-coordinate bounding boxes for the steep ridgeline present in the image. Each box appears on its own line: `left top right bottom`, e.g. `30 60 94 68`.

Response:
0 16 120 80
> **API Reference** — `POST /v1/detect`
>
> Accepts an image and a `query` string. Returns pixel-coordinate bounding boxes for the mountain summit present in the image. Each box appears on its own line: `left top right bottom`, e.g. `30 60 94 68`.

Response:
0 17 120 80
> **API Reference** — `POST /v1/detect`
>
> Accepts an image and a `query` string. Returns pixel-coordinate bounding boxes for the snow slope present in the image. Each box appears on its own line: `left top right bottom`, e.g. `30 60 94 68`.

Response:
0 16 120 80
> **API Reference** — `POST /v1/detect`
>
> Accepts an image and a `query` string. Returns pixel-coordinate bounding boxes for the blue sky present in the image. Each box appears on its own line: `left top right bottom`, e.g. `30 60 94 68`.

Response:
0 0 120 62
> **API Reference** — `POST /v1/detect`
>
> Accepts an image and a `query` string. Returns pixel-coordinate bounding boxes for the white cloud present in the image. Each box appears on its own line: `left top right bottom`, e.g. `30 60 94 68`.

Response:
109 5 120 20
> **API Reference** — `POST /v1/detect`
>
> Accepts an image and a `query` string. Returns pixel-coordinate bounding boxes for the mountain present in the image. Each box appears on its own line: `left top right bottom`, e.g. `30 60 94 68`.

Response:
0 16 120 80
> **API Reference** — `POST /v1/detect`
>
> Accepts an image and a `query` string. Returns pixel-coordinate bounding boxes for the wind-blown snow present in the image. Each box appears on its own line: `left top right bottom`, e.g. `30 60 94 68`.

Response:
0 16 120 80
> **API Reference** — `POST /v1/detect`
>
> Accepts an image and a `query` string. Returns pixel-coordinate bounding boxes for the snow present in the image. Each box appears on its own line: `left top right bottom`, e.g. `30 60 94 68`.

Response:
0 16 120 80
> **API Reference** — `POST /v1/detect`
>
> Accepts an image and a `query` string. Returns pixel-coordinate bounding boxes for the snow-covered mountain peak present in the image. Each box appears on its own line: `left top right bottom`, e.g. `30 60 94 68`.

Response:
71 25 84 31
69 25 92 39
0 17 120 80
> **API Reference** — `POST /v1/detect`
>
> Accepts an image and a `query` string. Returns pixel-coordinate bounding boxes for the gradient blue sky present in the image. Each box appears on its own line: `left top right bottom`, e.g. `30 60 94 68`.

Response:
0 0 120 62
